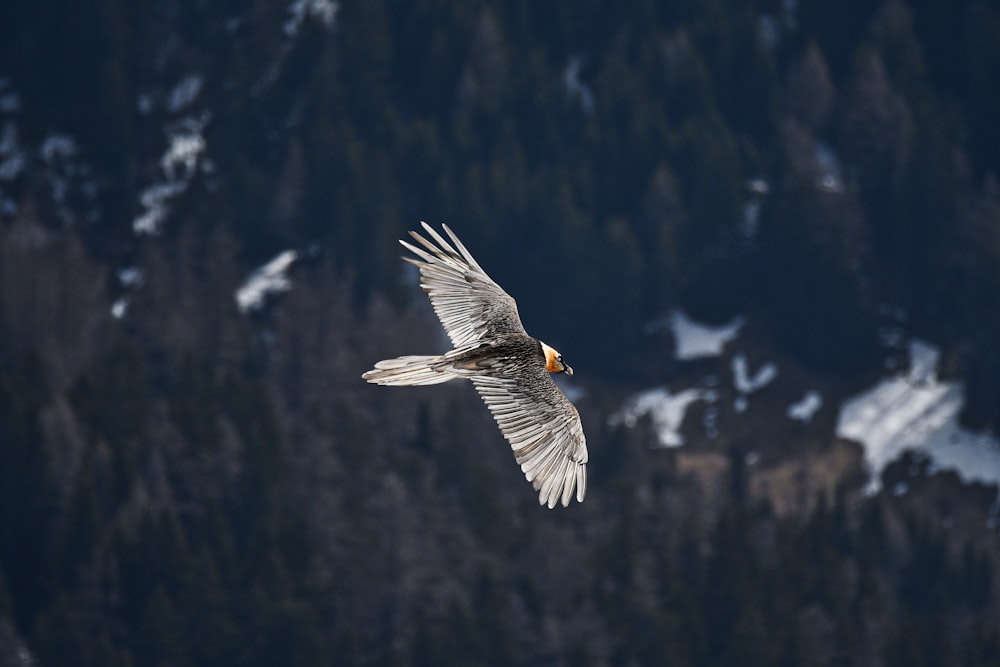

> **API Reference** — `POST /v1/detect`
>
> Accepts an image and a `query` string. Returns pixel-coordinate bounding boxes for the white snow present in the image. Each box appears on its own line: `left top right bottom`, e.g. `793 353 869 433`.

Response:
702 395 720 438
133 116 208 235
609 387 706 447
742 179 769 239
111 297 129 319
40 135 77 163
235 250 299 313
284 0 339 38
38 134 90 204
657 311 744 360
133 181 186 235
622 312 748 439
788 390 823 423
837 340 1000 495
167 74 204 113
732 354 778 413
116 266 145 288
813 141 844 193
564 55 595 115
161 129 206 181
0 122 24 181
732 354 778 394
741 199 762 239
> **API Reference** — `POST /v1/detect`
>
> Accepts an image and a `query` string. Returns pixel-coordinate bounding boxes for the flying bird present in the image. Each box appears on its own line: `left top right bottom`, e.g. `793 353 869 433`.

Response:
363 222 587 508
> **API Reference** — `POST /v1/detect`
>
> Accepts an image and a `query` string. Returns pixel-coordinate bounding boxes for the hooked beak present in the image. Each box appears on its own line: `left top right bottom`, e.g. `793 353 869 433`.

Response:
563 363 573 376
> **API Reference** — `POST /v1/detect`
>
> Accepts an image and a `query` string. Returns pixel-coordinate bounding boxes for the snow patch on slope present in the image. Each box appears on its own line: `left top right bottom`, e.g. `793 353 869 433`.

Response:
285 0 339 38
837 340 1000 495
732 354 778 413
732 354 777 393
0 122 25 182
645 310 744 360
609 387 707 448
788 391 822 423
133 113 209 235
621 312 747 444
167 74 204 113
564 55 595 115
235 250 299 313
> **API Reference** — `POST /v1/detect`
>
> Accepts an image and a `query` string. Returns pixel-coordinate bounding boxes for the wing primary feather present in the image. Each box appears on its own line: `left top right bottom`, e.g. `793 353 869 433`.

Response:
411 228 469 274
400 239 465 273
537 448 565 487
541 457 568 508
560 461 576 507
537 475 554 508
523 441 561 479
442 224 489 275
518 435 556 470
419 222 462 259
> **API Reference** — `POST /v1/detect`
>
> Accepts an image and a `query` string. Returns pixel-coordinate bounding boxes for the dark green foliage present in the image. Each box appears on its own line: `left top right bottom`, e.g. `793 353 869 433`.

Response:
756 182 880 373
0 356 55 631
52 467 102 591
32 596 131 667
69 340 149 448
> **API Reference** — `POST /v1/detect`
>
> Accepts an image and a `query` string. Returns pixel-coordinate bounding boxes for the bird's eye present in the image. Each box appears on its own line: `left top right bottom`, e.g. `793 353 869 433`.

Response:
557 355 564 363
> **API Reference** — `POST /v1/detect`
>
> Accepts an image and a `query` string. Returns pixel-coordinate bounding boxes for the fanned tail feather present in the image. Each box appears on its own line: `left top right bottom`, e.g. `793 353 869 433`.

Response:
362 355 456 386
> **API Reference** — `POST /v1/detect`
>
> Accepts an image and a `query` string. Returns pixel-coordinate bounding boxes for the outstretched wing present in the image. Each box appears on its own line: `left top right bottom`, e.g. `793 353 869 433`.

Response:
472 368 588 508
401 222 527 349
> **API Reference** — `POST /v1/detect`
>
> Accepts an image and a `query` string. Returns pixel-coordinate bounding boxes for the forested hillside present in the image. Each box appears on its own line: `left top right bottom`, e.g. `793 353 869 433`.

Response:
0 1 998 665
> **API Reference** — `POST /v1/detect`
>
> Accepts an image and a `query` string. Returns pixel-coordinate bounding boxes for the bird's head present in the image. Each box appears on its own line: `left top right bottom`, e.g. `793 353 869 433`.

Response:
541 342 573 376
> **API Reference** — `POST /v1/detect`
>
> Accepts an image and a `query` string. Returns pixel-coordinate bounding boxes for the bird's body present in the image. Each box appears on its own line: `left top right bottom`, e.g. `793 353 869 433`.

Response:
363 222 587 508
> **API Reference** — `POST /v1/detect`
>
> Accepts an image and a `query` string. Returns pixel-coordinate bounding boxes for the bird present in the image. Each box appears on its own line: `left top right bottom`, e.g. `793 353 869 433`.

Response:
362 222 587 508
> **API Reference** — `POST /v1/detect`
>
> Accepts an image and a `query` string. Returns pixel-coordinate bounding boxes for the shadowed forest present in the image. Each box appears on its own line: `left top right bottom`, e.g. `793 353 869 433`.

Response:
1 1 999 665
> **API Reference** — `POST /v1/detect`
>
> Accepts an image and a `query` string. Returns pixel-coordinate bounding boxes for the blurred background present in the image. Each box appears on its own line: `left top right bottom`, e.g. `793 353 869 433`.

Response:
1 1 999 665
